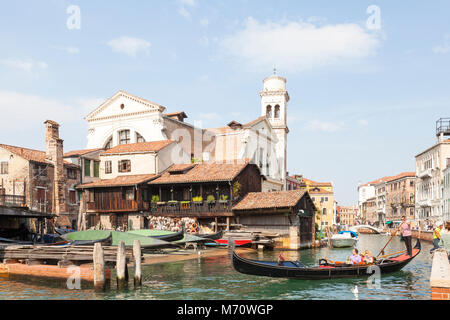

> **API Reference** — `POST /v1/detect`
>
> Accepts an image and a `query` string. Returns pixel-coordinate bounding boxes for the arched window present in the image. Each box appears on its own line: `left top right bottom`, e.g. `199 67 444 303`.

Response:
266 105 272 118
104 136 113 149
274 105 280 118
136 132 145 143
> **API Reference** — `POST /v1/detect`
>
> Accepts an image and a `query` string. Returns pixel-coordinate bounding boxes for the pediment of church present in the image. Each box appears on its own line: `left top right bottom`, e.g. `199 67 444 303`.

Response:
85 90 166 122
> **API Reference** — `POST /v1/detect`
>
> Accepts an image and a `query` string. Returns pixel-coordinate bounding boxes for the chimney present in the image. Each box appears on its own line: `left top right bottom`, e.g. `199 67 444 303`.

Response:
44 120 66 214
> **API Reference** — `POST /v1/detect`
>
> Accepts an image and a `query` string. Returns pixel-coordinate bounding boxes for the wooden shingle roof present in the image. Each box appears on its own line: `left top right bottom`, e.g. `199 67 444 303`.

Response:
232 189 308 211
77 174 160 189
149 161 253 184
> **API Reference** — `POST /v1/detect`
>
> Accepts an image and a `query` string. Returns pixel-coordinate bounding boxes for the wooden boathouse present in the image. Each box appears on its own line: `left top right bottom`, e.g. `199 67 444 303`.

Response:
77 161 263 230
232 189 317 249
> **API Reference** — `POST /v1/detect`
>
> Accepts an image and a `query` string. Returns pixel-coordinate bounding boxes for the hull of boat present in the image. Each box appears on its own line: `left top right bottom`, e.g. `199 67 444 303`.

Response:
232 240 421 280
331 238 357 248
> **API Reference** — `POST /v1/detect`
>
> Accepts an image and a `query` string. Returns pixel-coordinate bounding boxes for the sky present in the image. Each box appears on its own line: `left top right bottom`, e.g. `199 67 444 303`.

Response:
0 0 449 205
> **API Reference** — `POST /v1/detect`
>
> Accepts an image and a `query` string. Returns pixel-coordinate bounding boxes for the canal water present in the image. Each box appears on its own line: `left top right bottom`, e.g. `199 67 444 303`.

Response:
0 234 433 300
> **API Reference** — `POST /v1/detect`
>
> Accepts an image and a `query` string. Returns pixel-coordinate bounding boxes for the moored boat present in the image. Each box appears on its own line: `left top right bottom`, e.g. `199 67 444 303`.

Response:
62 230 175 250
206 238 252 247
331 231 358 248
127 228 185 242
232 240 421 280
196 230 223 241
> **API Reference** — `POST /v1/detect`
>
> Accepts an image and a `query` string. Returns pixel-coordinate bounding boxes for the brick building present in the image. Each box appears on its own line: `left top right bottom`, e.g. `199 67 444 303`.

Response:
0 121 81 228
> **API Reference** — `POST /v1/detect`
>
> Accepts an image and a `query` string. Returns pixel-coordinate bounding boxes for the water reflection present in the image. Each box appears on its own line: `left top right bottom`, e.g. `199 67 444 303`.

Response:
0 234 433 300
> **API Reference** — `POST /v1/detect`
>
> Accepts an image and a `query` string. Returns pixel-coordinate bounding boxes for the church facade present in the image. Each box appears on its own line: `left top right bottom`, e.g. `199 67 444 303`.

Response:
83 74 290 191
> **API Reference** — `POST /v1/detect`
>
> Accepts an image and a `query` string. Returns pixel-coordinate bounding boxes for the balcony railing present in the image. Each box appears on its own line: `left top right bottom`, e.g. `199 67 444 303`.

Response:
150 200 233 217
0 194 26 207
418 168 432 179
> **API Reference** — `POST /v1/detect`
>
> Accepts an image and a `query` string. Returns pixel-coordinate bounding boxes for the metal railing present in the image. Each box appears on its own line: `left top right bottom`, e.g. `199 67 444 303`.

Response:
150 200 232 216
0 194 26 207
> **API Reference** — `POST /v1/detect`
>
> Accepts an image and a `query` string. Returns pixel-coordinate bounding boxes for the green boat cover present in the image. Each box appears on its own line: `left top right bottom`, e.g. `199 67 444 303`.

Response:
127 229 175 237
64 230 171 247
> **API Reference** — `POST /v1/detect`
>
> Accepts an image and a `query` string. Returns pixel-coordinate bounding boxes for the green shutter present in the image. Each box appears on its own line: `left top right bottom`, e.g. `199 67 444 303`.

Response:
94 161 100 178
84 159 91 177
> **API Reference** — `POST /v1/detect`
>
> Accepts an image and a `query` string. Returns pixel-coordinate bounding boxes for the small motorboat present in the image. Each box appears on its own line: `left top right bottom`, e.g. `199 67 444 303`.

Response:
232 240 421 280
331 231 358 248
205 238 252 247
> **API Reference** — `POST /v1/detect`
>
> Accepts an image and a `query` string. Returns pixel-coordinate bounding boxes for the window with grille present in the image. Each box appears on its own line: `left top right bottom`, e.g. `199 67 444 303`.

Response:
67 168 77 179
1 162 9 174
118 160 131 172
118 130 130 144
105 161 112 174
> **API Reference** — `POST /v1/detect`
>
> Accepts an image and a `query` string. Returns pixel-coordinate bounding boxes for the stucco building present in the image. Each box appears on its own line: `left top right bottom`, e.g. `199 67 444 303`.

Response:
415 118 450 226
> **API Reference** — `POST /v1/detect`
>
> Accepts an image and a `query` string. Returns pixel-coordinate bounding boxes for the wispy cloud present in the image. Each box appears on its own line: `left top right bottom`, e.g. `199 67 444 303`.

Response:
0 91 102 130
433 35 450 54
52 45 80 55
177 0 197 21
1 58 48 72
220 17 381 73
200 18 209 27
107 36 151 57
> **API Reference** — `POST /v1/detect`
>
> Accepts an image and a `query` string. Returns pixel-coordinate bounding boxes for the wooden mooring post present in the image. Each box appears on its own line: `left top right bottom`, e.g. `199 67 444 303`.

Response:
133 240 142 287
93 242 106 291
116 241 128 289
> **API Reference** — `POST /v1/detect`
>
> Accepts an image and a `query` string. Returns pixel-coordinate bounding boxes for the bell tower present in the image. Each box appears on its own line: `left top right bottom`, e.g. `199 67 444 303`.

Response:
259 71 289 188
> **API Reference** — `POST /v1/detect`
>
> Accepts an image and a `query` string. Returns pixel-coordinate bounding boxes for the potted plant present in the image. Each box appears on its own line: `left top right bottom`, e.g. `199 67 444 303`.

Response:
192 196 203 204
219 194 228 203
207 195 216 203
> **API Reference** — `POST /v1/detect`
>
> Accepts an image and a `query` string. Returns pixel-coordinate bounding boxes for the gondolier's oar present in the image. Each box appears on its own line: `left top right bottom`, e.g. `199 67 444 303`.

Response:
376 224 402 258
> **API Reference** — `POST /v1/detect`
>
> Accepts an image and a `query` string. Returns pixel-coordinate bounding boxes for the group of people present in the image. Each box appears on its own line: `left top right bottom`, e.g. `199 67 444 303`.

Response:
348 248 375 265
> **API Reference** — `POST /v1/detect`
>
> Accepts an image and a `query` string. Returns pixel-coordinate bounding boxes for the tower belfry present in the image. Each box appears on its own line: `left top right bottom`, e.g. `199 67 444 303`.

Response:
259 73 289 187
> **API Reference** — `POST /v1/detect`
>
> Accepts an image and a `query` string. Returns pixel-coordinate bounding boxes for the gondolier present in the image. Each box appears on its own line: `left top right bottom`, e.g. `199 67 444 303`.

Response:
399 216 412 257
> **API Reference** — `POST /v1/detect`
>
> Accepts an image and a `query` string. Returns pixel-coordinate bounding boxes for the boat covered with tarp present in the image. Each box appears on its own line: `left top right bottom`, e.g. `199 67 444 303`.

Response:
232 240 421 280
127 228 185 242
62 230 174 249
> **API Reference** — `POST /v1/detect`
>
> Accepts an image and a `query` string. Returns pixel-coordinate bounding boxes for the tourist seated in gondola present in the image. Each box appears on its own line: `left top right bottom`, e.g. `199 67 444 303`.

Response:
363 250 375 264
350 248 362 264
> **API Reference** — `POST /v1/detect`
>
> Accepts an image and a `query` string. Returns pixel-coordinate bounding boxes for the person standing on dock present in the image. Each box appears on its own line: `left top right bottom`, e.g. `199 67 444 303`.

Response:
432 221 443 251
400 216 412 257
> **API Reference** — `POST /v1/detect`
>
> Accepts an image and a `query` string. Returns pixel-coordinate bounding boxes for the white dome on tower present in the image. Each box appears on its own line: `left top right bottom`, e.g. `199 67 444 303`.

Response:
263 75 286 92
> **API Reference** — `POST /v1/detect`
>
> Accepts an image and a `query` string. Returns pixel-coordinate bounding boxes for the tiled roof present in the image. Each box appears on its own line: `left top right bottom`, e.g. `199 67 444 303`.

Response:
64 148 104 157
149 160 253 184
101 140 174 155
386 172 416 182
361 176 393 187
309 189 333 195
301 177 333 187
0 144 79 167
206 116 267 134
77 174 160 189
232 189 308 211
164 111 187 118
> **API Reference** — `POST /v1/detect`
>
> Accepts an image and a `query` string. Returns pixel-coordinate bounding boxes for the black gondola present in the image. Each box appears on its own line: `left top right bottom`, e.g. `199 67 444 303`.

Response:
232 240 421 280
150 227 185 242
196 230 223 241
